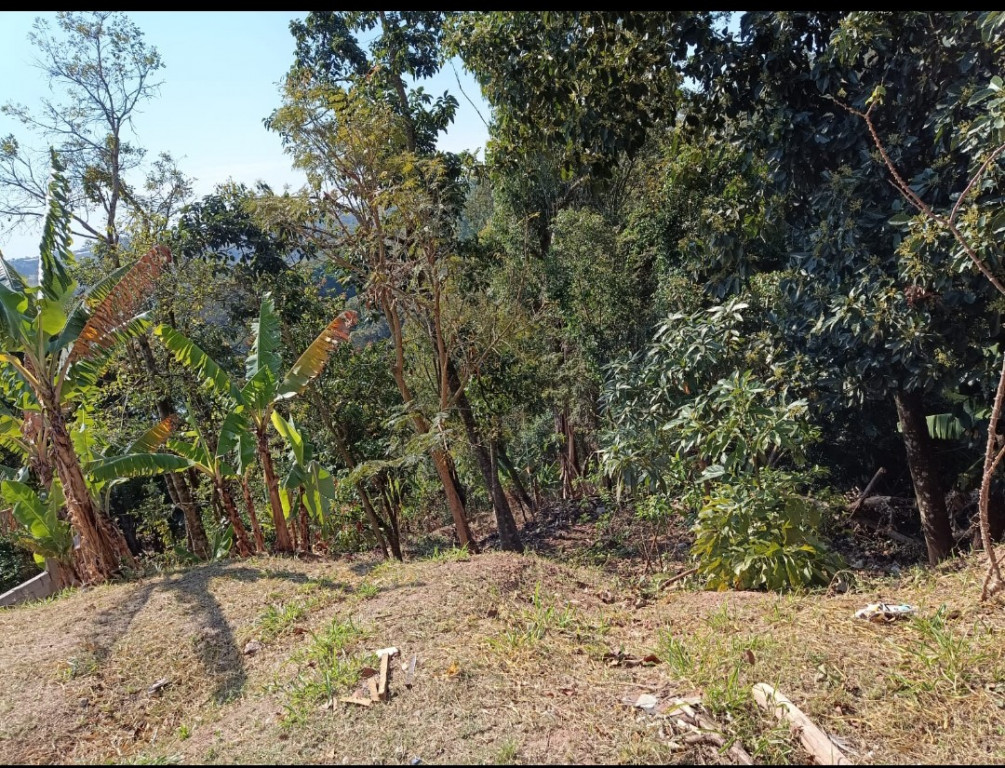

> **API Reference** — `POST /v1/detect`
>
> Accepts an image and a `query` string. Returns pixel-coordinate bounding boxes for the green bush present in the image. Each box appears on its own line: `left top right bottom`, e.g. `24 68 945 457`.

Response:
693 470 844 591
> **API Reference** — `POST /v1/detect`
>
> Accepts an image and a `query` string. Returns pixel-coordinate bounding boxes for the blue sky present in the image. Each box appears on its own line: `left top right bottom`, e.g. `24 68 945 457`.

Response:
0 11 490 260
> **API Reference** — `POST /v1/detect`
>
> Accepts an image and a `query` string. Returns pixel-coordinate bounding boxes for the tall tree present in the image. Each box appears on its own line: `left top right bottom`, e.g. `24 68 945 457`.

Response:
271 11 528 552
0 12 164 254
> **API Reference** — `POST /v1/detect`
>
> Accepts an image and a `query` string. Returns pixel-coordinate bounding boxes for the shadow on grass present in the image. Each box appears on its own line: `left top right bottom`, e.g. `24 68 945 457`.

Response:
82 561 353 703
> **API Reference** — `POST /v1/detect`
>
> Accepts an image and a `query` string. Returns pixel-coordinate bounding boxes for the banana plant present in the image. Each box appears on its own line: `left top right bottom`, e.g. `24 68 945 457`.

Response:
0 478 78 588
0 151 169 583
271 411 336 551
87 408 256 557
154 295 356 553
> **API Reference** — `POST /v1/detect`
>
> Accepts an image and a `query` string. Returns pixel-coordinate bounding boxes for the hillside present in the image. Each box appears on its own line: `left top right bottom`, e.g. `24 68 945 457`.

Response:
2 539 1003 765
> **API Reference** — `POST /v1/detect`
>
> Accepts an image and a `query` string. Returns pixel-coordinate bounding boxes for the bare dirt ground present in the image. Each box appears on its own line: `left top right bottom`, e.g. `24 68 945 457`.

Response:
1 505 1004 765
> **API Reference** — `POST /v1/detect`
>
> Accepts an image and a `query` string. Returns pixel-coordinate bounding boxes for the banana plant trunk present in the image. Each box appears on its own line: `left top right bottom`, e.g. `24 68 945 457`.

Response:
257 426 293 553
46 403 133 583
219 479 253 557
298 494 311 554
241 474 267 553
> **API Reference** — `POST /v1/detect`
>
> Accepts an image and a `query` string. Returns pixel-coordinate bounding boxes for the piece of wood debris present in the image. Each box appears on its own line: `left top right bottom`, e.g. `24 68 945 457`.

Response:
377 650 390 701
147 678 171 694
660 566 699 590
340 696 372 708
404 654 417 688
367 675 380 703
753 683 853 765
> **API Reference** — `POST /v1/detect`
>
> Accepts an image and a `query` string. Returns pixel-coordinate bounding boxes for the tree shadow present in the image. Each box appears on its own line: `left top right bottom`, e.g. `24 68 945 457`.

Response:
81 561 352 703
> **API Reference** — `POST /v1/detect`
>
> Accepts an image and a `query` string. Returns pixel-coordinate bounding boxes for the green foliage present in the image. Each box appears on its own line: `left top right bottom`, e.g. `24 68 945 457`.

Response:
601 292 843 590
449 12 713 179
1 479 73 568
693 471 844 591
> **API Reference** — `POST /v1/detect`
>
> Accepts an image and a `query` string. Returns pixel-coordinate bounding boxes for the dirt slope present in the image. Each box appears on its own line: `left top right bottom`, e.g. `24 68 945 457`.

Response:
1 549 1003 765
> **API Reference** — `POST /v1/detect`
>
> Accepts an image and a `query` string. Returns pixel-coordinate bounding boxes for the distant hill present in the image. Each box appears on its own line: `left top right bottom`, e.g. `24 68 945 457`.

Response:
2 256 39 287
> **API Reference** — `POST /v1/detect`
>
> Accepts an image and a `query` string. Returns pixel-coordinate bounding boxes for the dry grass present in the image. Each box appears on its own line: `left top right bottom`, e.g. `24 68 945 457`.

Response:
1 546 1004 764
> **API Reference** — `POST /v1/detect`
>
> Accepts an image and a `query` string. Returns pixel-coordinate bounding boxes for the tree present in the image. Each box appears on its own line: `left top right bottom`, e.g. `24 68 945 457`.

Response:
837 12 1005 594
0 154 167 582
0 11 210 559
88 411 256 557
685 11 1005 564
271 12 529 552
0 11 165 256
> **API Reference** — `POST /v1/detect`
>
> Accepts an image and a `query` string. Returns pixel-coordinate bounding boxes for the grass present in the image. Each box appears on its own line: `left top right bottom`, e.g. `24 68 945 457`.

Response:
282 618 368 725
656 616 795 763
494 737 521 764
256 578 346 642
486 581 596 656
3 547 1005 764
423 545 471 563
59 646 100 680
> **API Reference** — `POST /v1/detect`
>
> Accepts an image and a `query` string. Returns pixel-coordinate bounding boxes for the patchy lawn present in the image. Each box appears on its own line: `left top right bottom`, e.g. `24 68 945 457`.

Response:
1 536 1004 764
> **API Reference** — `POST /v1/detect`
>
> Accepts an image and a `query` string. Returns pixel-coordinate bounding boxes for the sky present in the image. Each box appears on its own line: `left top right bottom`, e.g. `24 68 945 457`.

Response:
0 11 491 261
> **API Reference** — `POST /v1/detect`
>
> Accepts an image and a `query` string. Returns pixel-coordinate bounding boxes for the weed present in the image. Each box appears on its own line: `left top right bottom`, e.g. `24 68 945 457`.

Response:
889 606 997 697
256 586 344 642
656 624 792 763
60 648 98 680
257 601 310 642
283 618 369 724
356 581 379 600
425 546 471 563
177 724 191 741
494 737 521 764
487 583 593 655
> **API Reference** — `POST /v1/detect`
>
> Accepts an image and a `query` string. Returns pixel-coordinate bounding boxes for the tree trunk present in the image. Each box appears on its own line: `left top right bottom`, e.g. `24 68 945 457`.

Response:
376 478 404 560
431 448 478 552
894 389 953 565
449 367 522 552
139 336 211 559
171 472 209 559
241 474 267 553
497 444 535 517
380 295 476 552
357 481 394 560
47 407 132 583
219 479 253 557
257 426 293 553
310 391 396 560
489 443 524 548
556 407 581 499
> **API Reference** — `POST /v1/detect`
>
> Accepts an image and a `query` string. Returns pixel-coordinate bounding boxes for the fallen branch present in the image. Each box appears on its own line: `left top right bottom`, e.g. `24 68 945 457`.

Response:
847 467 886 514
753 683 853 765
693 711 754 765
660 566 699 589
851 516 924 548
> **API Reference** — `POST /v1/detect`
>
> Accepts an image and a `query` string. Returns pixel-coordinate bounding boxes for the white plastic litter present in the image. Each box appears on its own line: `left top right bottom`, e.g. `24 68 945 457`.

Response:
854 602 916 622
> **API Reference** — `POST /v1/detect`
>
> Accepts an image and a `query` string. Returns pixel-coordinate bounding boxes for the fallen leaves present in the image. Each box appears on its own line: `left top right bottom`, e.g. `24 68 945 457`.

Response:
602 650 662 668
